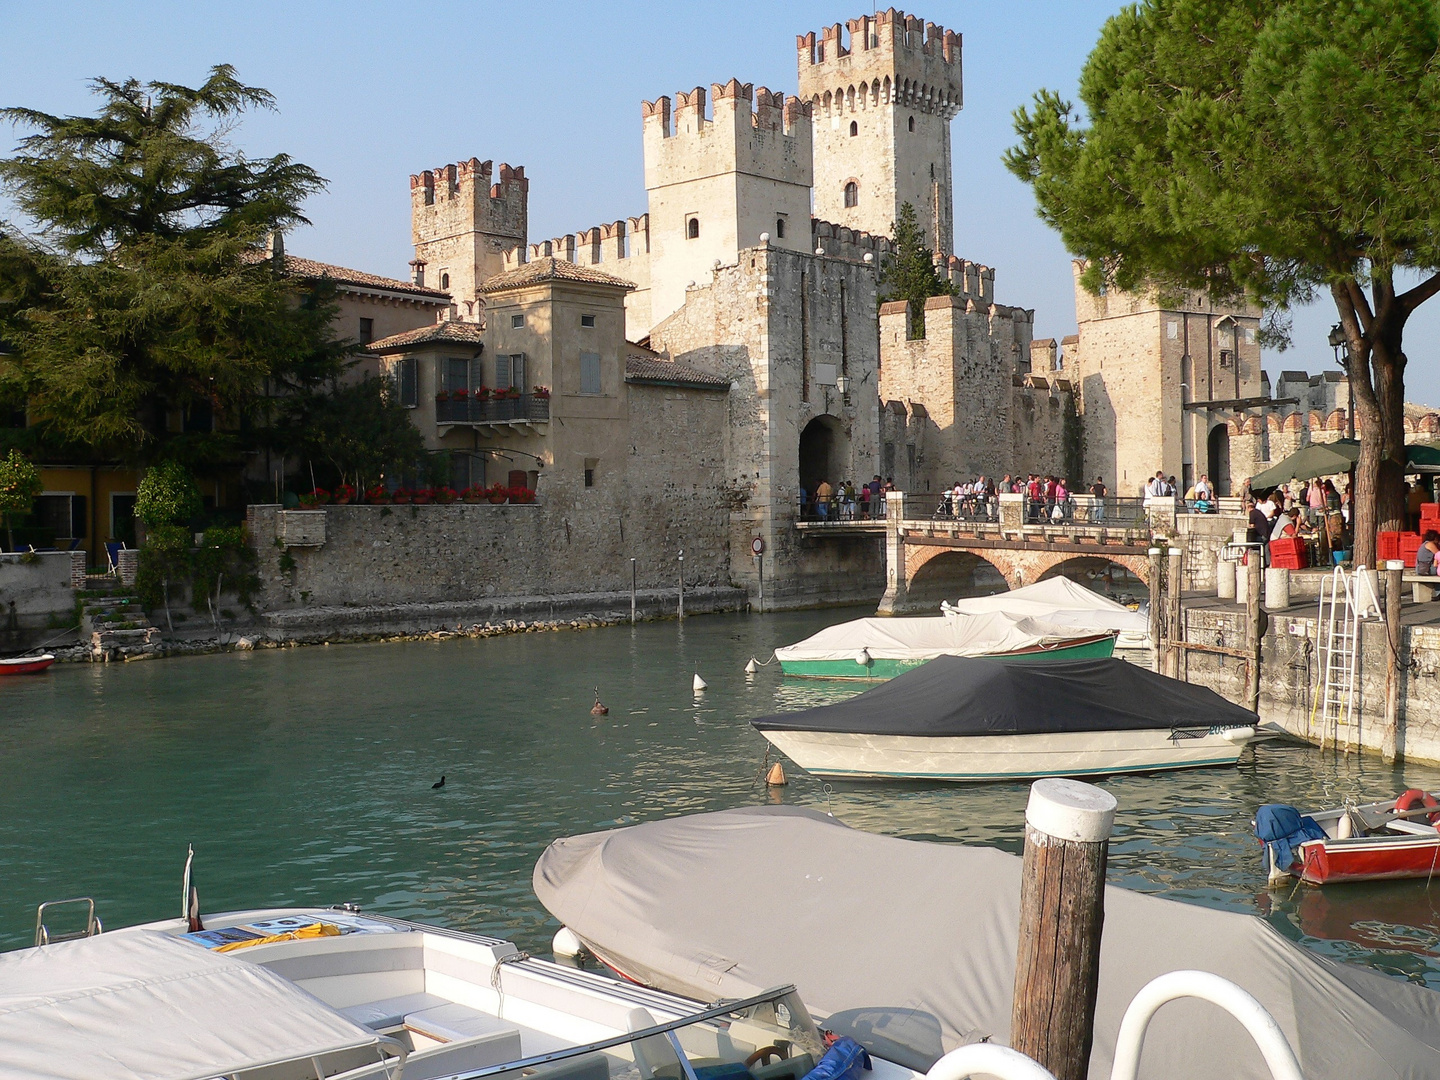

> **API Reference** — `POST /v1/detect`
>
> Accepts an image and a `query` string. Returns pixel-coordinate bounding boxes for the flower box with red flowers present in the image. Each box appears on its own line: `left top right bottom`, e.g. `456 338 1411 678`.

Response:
507 486 536 504
532 386 551 400
391 488 412 504
411 488 434 505
434 486 459 505
332 483 356 505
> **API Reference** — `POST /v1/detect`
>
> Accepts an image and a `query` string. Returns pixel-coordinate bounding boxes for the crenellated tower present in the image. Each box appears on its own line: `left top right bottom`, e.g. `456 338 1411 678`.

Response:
410 158 528 312
797 10 962 254
642 79 812 327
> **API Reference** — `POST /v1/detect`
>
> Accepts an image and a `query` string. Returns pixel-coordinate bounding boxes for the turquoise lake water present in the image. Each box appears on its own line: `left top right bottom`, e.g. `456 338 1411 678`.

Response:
3 607 1440 987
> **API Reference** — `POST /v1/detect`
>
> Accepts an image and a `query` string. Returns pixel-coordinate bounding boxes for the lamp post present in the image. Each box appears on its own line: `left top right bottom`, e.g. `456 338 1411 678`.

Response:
1329 324 1356 440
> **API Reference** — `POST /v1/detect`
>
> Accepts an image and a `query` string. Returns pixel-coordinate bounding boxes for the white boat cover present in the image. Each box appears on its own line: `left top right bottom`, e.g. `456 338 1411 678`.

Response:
774 612 1089 663
941 578 1150 637
535 807 1440 1080
0 930 384 1080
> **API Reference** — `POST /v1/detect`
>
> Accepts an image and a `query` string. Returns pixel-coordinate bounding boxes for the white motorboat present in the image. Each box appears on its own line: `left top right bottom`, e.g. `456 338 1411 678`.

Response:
751 655 1262 782
941 578 1151 651
4 897 853 1080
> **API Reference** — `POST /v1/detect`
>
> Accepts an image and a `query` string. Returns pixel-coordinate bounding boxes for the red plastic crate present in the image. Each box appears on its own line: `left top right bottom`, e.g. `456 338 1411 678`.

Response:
1401 532 1423 567
1378 531 1401 561
1269 538 1307 569
1422 502 1440 519
1271 552 1305 570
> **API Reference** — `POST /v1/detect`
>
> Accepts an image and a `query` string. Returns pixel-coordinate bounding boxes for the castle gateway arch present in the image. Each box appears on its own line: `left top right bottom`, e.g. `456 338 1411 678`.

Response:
799 415 851 500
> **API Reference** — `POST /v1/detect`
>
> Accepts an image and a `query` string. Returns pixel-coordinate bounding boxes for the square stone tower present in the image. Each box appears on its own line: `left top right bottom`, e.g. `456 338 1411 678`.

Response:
798 10 962 254
410 158 528 314
642 80 813 327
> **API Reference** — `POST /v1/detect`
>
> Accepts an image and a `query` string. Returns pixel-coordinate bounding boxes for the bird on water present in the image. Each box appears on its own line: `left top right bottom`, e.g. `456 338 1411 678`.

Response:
591 688 609 716
432 775 445 789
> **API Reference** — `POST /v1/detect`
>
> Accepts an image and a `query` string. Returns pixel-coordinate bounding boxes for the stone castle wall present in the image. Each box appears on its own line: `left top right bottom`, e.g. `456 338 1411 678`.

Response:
410 158 527 312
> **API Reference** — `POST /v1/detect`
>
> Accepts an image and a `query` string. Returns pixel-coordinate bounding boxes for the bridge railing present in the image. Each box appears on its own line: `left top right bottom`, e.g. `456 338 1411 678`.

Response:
907 494 1150 527
798 498 887 523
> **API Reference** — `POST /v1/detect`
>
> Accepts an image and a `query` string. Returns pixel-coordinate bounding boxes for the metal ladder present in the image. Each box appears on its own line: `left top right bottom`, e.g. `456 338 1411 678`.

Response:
34 897 101 946
1315 565 1380 750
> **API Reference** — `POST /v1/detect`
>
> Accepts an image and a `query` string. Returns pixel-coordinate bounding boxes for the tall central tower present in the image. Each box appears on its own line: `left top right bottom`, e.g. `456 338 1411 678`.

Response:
798 11 961 254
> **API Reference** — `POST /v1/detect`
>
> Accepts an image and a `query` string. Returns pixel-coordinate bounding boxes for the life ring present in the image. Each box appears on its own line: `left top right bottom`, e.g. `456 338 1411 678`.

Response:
745 1047 788 1067
1394 788 1440 824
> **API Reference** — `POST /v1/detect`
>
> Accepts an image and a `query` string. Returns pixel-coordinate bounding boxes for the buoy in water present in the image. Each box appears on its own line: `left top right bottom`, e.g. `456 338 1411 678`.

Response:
745 658 758 675
854 648 871 667
693 672 708 692
766 761 788 786
591 687 609 716
553 926 586 958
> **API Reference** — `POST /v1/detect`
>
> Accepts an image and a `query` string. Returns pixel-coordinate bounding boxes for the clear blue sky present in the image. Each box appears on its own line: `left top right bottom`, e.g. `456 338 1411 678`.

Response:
3 0 1437 404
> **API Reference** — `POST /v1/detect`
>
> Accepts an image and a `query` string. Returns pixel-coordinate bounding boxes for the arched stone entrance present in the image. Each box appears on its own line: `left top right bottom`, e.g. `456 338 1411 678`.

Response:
1208 424 1231 496
904 544 1152 592
799 415 850 501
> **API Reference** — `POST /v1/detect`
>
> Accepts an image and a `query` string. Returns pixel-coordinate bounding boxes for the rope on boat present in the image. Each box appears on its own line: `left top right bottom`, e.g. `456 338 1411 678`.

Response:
491 949 531 1018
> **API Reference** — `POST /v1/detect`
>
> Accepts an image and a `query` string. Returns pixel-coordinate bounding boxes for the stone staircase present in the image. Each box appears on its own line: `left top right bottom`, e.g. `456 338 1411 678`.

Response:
78 582 161 660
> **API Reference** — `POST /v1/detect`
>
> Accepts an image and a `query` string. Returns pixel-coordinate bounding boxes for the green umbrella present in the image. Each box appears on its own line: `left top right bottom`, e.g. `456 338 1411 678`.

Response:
1250 441 1359 488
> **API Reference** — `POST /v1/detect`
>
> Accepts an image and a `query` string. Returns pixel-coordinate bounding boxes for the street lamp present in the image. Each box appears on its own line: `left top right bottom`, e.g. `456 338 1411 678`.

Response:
1329 324 1356 440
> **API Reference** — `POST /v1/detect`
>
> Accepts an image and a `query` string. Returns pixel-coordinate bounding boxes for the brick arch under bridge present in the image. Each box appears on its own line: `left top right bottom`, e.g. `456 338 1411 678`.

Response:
884 540 1152 613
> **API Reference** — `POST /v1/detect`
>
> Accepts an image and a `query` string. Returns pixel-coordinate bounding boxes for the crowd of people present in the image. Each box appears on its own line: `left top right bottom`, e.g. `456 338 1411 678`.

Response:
801 476 895 520
1242 476 1354 566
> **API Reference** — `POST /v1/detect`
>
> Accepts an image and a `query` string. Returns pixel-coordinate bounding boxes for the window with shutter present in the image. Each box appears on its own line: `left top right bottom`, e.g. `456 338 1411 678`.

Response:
445 357 469 393
470 356 484 391
580 352 602 395
495 354 512 390
398 358 418 406
512 353 527 393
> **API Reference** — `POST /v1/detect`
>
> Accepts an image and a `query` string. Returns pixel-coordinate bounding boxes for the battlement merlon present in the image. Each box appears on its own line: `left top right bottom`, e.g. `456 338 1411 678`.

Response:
642 83 811 139
812 219 893 262
502 215 650 271
797 10 961 77
409 158 529 204
642 82 813 189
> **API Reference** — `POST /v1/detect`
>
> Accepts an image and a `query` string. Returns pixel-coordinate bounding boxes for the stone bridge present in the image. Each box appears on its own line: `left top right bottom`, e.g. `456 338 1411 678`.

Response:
792 492 1242 614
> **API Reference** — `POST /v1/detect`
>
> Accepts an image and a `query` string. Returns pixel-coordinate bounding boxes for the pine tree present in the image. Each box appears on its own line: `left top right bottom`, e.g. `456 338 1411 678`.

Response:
0 66 349 464
878 203 954 339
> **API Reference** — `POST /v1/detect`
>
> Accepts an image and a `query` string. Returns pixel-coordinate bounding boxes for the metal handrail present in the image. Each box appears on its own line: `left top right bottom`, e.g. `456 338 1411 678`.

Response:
1109 970 1302 1080
443 985 802 1080
34 897 101 946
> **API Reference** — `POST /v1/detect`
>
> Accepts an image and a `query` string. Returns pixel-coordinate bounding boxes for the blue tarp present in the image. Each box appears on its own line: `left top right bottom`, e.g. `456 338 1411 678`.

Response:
802 1038 871 1080
1255 803 1326 871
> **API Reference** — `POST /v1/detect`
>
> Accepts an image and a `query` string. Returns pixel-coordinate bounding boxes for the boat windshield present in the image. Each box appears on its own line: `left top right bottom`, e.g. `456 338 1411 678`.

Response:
450 986 827 1080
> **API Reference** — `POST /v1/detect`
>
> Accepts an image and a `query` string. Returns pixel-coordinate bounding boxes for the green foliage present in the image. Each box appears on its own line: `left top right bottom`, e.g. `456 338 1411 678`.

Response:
1005 0 1440 563
192 525 260 633
135 459 202 527
878 202 954 338
135 524 190 632
281 376 425 493
0 66 349 462
0 447 41 550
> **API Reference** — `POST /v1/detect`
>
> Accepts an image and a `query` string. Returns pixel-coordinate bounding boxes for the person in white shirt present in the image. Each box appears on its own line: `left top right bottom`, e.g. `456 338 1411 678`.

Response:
1259 492 1279 520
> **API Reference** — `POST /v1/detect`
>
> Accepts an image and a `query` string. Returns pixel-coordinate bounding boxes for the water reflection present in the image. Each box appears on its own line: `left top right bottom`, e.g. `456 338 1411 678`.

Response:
1 607 1438 988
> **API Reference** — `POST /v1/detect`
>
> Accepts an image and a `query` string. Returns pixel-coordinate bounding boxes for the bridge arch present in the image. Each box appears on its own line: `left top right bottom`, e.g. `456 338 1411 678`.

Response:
903 543 1151 597
904 550 1008 608
1037 555 1149 604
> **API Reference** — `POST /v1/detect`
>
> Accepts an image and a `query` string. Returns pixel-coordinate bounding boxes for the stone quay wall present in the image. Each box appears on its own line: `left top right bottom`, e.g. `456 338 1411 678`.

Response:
247 497 732 614
1180 601 1440 766
0 550 83 648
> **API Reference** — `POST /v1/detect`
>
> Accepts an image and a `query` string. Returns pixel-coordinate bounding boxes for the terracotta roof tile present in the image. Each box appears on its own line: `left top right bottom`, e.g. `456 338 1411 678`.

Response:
367 321 485 352
242 250 451 300
479 256 635 293
624 343 729 390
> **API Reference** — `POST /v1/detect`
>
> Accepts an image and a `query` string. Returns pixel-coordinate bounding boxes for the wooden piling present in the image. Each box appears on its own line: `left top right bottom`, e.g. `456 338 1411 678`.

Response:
1147 547 1163 668
1246 552 1263 714
1383 564 1403 763
1166 548 1183 678
1011 778 1117 1080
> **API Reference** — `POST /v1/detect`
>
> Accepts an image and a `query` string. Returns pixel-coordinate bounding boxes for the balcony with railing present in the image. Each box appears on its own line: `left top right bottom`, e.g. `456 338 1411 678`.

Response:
435 394 550 430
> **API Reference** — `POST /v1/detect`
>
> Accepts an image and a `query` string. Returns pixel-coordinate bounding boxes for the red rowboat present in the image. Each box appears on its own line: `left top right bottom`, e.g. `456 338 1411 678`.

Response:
1265 789 1440 885
0 654 55 676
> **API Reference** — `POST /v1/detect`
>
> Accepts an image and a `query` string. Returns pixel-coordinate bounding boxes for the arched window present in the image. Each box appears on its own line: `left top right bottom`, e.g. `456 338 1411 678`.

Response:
843 181 858 208
776 218 786 239
849 120 858 137
440 272 450 290
908 115 915 132
687 217 700 240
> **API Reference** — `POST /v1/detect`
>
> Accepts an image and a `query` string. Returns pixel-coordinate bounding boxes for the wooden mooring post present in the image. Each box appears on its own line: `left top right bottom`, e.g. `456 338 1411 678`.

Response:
1383 563 1403 763
1245 551 1263 714
1165 547 1183 678
1147 547 1163 669
1011 778 1117 1080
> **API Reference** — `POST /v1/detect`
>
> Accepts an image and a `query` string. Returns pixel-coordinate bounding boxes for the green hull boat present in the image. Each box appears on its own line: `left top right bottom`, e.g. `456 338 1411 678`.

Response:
779 632 1116 680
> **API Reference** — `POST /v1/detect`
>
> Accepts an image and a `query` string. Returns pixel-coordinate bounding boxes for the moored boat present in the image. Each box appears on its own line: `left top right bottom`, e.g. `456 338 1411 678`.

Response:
0 653 55 676
775 612 1115 680
941 577 1151 650
6 896 842 1080
1258 790 1440 885
752 655 1262 781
